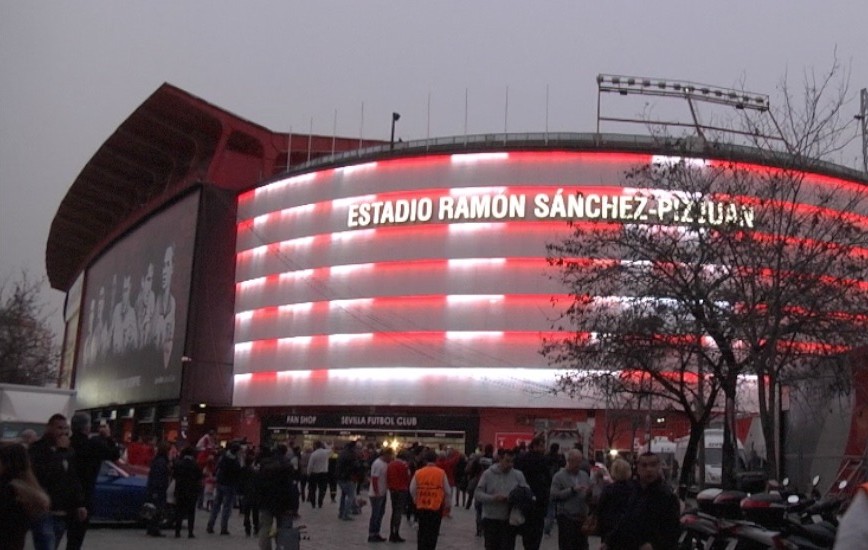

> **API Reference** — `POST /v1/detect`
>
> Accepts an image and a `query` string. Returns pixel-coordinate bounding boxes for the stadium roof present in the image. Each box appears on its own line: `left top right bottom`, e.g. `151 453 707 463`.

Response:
46 83 377 290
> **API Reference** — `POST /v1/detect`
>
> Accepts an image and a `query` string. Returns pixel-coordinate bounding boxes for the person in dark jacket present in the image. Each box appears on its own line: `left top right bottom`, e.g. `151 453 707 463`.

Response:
66 414 120 550
172 446 203 538
29 413 87 550
604 452 680 550
596 458 632 548
335 441 362 521
207 442 243 535
513 436 552 550
256 445 299 550
238 448 260 537
145 441 172 537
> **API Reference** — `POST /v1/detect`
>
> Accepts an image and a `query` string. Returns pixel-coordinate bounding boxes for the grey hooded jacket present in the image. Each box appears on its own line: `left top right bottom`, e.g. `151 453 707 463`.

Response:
474 463 528 520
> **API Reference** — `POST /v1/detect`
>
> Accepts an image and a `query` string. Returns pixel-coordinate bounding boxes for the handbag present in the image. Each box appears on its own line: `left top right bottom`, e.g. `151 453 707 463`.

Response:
581 513 598 537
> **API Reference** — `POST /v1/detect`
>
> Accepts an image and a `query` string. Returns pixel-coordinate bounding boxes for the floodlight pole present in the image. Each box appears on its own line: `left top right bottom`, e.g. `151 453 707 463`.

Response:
860 88 867 174
390 112 401 151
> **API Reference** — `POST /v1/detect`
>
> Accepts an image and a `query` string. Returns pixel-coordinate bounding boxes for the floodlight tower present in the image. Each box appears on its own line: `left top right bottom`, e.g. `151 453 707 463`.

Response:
595 74 773 144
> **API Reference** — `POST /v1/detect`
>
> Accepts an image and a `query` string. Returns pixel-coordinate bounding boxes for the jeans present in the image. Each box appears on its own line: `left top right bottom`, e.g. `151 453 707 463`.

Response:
207 484 237 532
31 513 65 550
338 479 355 519
368 495 387 537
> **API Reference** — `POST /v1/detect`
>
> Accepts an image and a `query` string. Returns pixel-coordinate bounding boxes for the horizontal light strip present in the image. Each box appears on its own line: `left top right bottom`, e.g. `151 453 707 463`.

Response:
237 220 588 260
338 161 378 175
234 330 553 349
451 152 509 163
234 367 567 384
236 257 544 287
235 294 541 321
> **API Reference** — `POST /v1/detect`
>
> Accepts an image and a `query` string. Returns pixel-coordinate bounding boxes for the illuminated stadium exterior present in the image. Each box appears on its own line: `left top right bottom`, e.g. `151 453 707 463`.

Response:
48 84 868 467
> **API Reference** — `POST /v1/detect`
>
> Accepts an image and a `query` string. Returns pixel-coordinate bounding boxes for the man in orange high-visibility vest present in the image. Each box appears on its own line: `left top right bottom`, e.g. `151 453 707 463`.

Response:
834 482 868 549
410 450 452 550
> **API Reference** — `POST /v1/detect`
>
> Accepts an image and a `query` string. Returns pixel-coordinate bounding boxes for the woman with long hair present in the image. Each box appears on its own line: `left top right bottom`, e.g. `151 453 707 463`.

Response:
0 443 50 550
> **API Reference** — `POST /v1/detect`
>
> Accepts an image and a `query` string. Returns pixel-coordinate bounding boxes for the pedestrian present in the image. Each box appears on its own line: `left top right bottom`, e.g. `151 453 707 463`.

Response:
306 440 330 508
604 452 680 550
368 446 393 542
207 441 243 535
335 440 362 521
0 443 50 550
238 448 261 537
29 413 87 550
596 457 632 548
474 448 528 550
172 446 203 538
453 451 468 507
410 449 452 550
549 449 591 550
298 445 312 502
543 443 565 536
514 436 553 550
145 441 171 537
256 445 299 550
66 414 120 550
466 443 495 536
386 450 412 543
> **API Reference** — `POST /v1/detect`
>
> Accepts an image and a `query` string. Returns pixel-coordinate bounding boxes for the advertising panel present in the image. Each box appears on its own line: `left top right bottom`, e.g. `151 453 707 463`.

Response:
75 191 200 408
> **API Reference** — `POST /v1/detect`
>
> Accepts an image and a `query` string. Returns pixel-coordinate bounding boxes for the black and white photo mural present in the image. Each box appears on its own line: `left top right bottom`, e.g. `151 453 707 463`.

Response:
76 190 200 408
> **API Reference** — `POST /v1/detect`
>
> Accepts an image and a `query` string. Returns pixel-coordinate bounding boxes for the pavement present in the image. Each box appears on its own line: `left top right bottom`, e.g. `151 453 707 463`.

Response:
25 493 602 550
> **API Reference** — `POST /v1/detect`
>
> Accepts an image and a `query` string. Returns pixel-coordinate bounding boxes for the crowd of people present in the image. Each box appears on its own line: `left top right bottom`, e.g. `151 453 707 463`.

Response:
1 419 706 550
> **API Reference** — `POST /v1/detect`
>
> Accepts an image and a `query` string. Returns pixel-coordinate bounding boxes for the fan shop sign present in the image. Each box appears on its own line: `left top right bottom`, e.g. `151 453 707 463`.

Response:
283 414 420 428
279 413 465 431
346 190 755 229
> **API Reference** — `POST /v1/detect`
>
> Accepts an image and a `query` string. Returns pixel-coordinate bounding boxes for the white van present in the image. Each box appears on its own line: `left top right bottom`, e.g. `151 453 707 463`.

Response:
675 428 746 487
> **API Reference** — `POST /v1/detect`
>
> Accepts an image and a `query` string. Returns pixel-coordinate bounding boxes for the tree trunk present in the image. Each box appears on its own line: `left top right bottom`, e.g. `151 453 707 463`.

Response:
678 422 704 499
722 382 738 489
756 371 779 480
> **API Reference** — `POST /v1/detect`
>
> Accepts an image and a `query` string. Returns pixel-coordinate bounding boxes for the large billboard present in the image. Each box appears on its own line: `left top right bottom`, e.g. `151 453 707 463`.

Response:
75 191 200 408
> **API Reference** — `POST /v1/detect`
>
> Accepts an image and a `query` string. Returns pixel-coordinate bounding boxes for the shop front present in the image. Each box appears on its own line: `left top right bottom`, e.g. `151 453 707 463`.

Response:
260 411 478 454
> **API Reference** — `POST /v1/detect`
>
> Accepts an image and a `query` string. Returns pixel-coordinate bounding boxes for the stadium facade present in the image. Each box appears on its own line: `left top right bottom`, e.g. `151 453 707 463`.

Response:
47 84 868 470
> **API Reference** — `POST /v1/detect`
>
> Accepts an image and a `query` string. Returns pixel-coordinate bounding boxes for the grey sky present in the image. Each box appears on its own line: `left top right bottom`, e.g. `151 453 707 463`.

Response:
1 1 866 334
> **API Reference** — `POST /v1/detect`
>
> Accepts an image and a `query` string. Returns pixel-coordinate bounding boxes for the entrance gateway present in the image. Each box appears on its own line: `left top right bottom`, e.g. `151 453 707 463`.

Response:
261 412 478 453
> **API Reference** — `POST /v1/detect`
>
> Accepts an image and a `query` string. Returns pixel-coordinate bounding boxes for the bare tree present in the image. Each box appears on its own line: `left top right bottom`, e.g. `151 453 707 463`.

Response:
0 273 60 386
545 145 868 487
546 63 868 488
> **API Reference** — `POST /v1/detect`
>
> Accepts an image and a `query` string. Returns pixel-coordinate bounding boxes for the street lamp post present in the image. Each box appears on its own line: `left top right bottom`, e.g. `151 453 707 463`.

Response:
390 112 401 151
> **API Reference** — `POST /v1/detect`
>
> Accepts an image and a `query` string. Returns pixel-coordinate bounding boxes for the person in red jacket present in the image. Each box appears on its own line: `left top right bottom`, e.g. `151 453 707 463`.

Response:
436 447 461 491
387 450 412 543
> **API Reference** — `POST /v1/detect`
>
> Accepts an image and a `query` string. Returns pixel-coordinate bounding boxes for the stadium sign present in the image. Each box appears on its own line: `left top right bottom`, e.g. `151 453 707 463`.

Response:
346 189 755 229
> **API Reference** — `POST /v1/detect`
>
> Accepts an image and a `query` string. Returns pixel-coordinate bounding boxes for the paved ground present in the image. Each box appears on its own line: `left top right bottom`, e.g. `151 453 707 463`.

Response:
25 493 602 550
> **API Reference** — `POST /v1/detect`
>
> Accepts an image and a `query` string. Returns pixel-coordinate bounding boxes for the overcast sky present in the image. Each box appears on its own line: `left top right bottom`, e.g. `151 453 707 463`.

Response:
1 1 866 334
